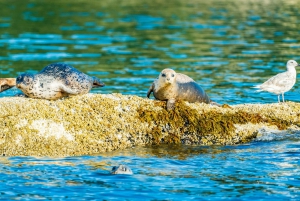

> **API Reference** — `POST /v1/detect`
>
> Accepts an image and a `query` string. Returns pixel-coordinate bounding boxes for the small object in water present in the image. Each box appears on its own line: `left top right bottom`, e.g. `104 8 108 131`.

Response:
0 78 16 92
147 68 213 110
111 165 133 175
15 63 105 100
253 60 298 103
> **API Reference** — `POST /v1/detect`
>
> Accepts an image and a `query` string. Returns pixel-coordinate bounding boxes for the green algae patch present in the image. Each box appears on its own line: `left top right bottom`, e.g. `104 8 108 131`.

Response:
137 101 271 146
0 94 299 157
137 100 300 146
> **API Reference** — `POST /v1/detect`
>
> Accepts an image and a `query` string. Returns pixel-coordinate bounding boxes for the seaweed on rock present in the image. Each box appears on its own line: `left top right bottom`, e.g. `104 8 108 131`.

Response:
0 94 299 157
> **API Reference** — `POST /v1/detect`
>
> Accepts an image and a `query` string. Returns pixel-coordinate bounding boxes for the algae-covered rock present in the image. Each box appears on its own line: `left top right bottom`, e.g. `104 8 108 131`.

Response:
0 94 299 157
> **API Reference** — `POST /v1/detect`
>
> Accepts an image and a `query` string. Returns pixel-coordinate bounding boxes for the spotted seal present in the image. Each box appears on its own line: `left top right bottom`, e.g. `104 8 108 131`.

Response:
147 68 213 110
15 63 105 100
0 78 16 92
111 165 133 175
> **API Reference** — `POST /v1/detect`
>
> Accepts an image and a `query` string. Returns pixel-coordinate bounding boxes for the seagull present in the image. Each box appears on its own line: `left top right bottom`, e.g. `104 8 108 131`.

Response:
253 60 299 103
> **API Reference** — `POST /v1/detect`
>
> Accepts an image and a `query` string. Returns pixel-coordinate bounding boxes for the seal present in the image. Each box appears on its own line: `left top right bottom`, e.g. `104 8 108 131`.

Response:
0 78 16 92
147 68 212 110
15 63 105 100
111 165 133 175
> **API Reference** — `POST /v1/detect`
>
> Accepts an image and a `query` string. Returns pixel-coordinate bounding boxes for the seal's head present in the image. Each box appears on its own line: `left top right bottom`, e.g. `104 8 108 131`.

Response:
159 68 176 86
111 165 133 175
16 73 35 90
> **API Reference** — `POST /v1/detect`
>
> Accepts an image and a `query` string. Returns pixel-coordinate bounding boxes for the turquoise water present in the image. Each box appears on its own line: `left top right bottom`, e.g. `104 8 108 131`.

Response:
0 0 300 199
1 140 300 200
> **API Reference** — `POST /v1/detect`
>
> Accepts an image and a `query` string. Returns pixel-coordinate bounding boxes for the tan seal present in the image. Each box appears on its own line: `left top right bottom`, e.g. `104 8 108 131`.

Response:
14 63 105 100
0 78 16 92
147 68 212 110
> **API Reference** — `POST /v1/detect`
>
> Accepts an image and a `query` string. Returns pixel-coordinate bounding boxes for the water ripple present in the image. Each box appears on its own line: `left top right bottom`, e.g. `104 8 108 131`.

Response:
123 15 164 30
242 50 272 55
102 46 132 55
8 52 101 61
192 23 231 30
0 23 10 28
19 33 62 39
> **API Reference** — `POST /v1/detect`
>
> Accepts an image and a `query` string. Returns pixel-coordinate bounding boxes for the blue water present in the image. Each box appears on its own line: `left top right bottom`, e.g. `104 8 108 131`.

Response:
1 140 300 200
0 0 300 200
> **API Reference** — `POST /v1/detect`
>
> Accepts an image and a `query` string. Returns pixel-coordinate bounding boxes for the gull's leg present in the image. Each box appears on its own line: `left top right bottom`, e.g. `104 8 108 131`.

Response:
278 95 280 103
282 93 285 102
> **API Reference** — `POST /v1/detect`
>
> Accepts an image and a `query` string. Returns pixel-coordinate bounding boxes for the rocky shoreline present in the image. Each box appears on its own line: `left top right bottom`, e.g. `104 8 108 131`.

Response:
0 93 299 157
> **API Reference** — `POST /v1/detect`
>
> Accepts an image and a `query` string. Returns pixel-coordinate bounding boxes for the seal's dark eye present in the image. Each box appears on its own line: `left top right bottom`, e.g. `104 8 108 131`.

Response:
171 74 174 77
24 76 32 83
161 73 166 77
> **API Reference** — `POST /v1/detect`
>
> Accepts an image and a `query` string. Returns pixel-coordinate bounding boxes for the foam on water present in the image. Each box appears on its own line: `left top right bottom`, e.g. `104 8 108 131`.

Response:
255 128 300 142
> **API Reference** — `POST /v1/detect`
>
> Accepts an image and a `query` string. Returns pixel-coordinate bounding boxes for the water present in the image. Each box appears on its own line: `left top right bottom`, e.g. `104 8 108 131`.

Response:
1 141 300 200
0 0 300 199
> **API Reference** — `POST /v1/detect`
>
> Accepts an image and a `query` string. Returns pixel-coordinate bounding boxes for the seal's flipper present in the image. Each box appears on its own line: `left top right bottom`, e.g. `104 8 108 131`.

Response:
92 76 105 88
166 99 176 111
59 85 80 95
0 78 16 93
147 83 154 98
210 101 221 107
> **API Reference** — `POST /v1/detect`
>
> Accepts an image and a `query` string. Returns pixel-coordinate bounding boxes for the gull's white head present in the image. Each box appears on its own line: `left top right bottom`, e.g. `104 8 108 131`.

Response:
286 60 299 71
159 68 176 85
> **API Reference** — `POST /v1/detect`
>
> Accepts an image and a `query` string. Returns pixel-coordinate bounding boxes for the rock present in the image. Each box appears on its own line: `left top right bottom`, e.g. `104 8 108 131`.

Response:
0 93 299 157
